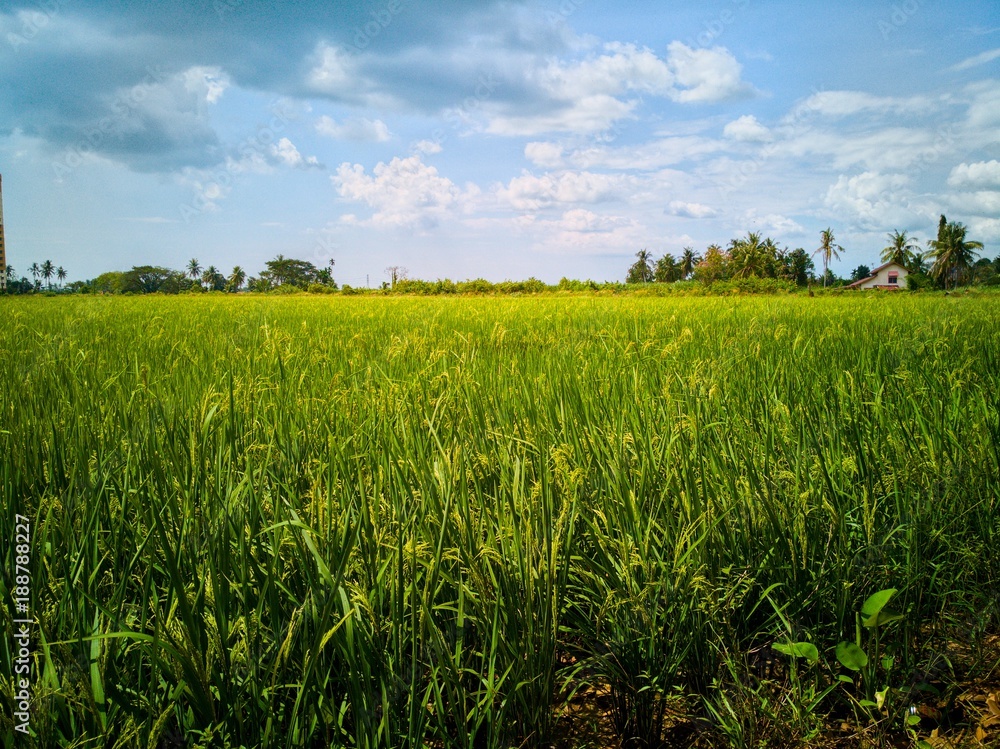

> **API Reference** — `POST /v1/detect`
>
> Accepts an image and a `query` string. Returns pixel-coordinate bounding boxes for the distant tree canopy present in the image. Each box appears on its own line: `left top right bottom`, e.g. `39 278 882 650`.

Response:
123 266 190 294
628 234 817 287
625 220 992 290
851 265 872 282
259 255 330 289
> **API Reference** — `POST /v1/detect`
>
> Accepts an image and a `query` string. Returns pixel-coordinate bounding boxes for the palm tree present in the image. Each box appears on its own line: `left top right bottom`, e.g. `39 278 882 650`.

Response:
41 260 55 289
187 258 202 286
627 249 654 283
729 232 767 279
29 262 40 288
928 220 983 289
57 267 67 287
228 266 246 292
202 265 225 291
680 247 702 280
813 229 843 287
908 251 929 275
881 230 919 268
654 253 680 283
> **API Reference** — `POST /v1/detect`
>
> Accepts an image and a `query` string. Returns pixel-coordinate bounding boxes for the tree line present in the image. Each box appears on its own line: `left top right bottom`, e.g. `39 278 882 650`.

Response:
3 255 338 295
3 216 993 295
627 218 994 289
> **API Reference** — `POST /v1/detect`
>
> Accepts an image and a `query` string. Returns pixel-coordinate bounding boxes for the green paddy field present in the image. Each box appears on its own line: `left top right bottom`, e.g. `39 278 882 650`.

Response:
2 294 998 748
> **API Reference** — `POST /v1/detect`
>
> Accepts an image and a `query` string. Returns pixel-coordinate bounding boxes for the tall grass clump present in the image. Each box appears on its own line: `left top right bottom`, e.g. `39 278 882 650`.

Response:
0 293 998 747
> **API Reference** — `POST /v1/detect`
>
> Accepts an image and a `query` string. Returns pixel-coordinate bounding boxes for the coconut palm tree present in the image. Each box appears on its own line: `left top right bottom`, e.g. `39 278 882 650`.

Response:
813 229 843 287
202 265 225 291
908 251 930 275
729 232 767 279
928 220 983 289
627 249 654 283
654 253 681 283
188 258 202 287
41 259 55 289
228 266 246 292
29 262 40 288
57 267 67 287
881 230 919 267
680 247 702 280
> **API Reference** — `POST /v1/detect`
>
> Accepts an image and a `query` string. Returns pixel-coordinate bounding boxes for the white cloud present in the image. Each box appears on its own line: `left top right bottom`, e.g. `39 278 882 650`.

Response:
946 190 1000 217
723 115 772 142
485 95 635 137
950 48 1000 71
413 140 443 155
740 211 805 236
308 44 357 96
333 155 479 229
948 160 1000 188
964 80 1000 130
540 42 675 99
525 142 565 168
665 42 756 103
667 201 718 219
967 217 1000 242
483 41 755 136
316 115 392 142
782 127 952 171
792 90 931 119
496 170 626 210
562 135 725 171
181 66 230 104
824 171 916 229
272 138 322 169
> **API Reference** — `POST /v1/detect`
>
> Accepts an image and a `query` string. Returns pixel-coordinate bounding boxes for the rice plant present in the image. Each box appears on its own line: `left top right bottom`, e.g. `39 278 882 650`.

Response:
1 293 998 747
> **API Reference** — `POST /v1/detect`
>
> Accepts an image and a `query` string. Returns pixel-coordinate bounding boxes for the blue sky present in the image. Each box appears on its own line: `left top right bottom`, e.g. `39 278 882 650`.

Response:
1 0 997 285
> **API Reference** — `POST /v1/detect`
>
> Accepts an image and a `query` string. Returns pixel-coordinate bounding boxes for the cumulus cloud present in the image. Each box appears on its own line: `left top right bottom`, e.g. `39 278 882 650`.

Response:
316 115 392 142
483 41 755 136
667 201 718 219
182 66 231 104
723 115 771 142
824 171 916 229
525 142 566 168
665 42 756 103
967 217 1000 242
740 211 805 236
333 154 479 229
948 160 1000 188
496 170 626 210
307 44 359 97
946 190 1000 217
272 138 322 169
413 140 443 155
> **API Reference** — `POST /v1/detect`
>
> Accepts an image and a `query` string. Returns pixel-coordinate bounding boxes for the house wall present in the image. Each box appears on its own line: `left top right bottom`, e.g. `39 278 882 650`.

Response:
857 264 908 289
